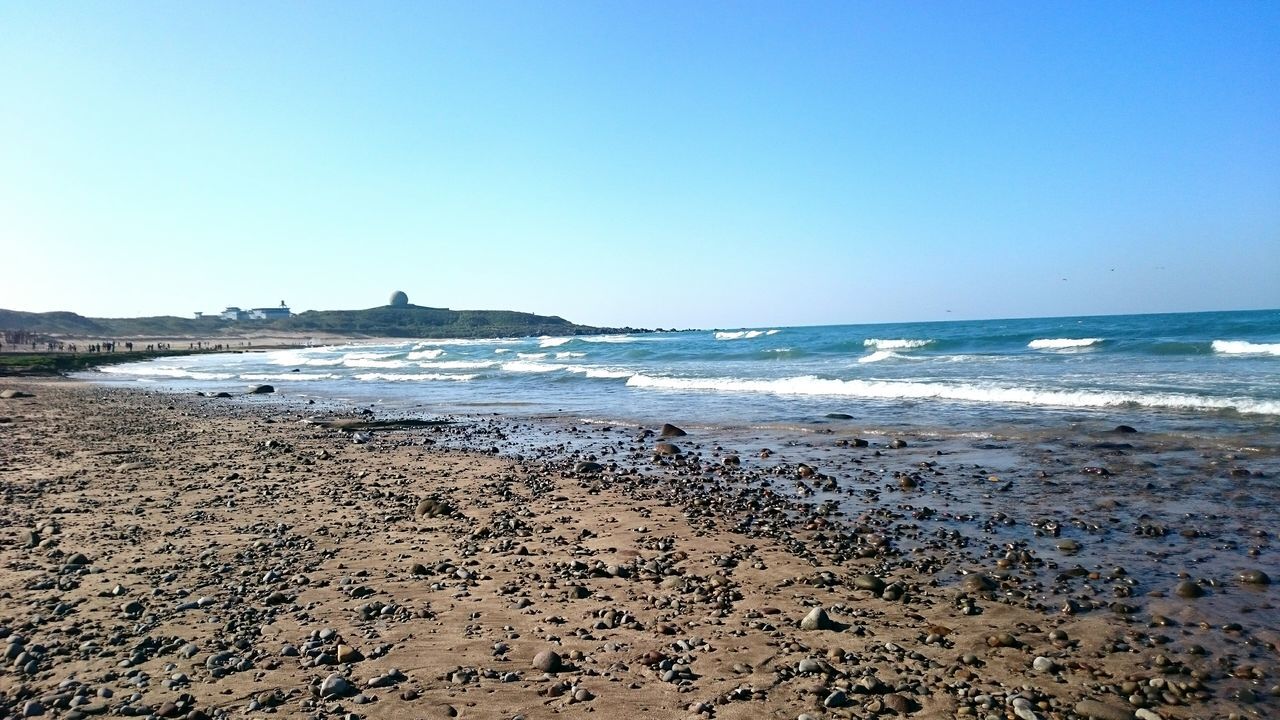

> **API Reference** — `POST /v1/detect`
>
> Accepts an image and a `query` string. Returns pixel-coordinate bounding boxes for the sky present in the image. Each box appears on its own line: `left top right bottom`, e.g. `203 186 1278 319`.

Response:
1 2 1277 329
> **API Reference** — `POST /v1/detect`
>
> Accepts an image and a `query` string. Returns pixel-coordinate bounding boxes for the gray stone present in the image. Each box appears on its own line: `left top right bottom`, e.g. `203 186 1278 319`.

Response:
853 574 886 592
653 442 680 456
1074 698 1135 720
1032 656 1056 672
797 658 823 674
800 606 834 631
319 674 351 698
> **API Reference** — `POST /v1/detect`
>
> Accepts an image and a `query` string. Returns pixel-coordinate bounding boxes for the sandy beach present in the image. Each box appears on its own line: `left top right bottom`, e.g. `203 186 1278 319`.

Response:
1 379 1275 720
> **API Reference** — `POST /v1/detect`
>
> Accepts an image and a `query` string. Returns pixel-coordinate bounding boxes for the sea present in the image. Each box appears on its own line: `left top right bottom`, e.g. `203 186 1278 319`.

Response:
84 309 1280 441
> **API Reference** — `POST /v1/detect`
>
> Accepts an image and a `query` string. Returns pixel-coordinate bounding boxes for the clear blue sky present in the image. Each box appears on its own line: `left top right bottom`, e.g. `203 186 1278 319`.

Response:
2 1 1277 328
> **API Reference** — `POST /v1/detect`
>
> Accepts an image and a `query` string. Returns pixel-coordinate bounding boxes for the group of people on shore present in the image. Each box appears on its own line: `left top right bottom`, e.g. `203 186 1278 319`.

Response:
0 334 239 354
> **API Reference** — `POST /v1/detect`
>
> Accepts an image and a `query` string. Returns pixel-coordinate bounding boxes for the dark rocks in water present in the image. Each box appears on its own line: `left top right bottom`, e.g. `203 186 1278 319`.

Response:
1082 466 1112 476
416 497 454 519
960 573 997 593
1238 569 1271 585
825 413 854 420
213 392 233 398
574 461 605 474
653 442 680 456
659 423 687 438
722 455 740 467
1113 425 1138 433
532 649 562 673
851 438 869 447
888 438 907 449
1174 580 1205 598
248 385 275 395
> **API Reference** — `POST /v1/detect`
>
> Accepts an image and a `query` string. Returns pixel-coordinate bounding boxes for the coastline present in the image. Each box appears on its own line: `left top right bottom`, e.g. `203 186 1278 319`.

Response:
0 379 1275 719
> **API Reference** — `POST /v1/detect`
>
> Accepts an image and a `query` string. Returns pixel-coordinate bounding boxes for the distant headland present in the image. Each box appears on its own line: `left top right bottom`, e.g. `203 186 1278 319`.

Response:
0 291 650 342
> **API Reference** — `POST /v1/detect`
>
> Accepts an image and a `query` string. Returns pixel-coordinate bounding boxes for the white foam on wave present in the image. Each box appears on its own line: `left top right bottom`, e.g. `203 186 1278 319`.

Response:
406 349 445 360
342 356 412 369
501 361 565 374
580 335 637 343
565 366 634 379
864 338 932 350
556 351 586 359
354 372 476 382
858 350 907 364
240 373 341 381
1213 340 1280 356
266 349 345 367
625 374 1280 416
100 366 235 381
413 338 523 347
539 336 572 348
715 329 778 340
1028 338 1102 350
516 352 548 360
419 360 498 370
495 348 512 354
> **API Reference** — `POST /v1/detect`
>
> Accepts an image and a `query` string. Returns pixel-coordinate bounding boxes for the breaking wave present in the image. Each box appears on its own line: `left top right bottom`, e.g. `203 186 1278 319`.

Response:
353 372 477 382
715 329 780 340
863 338 932 350
625 374 1280 416
1213 340 1280 356
1028 338 1102 350
240 373 340 381
99 366 235 381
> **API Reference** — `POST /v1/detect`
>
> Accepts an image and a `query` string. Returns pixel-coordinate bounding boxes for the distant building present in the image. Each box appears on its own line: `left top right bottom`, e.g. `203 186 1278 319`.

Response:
199 301 290 321
248 303 291 320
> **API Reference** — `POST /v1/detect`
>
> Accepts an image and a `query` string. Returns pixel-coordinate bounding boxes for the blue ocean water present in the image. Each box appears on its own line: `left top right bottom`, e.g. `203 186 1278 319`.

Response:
87 309 1280 438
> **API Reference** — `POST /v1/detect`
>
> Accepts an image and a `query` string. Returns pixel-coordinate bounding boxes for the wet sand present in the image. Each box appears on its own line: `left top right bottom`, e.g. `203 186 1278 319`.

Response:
0 379 1276 719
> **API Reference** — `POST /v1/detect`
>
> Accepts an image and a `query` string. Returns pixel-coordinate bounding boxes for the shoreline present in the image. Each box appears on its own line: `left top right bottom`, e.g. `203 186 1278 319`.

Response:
1 378 1276 719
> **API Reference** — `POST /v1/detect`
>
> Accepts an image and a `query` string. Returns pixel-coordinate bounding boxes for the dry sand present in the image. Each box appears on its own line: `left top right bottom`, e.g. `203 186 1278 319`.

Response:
0 379 1274 719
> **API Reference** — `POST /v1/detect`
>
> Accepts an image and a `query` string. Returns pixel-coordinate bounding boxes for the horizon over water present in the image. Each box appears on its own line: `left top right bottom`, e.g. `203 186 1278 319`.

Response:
85 308 1280 441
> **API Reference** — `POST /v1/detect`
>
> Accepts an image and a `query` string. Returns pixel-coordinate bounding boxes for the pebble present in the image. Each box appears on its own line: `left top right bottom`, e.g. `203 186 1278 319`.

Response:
320 674 351 698
1074 698 1136 720
533 649 562 673
824 689 847 708
1174 580 1204 598
800 606 835 631
1238 569 1271 585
